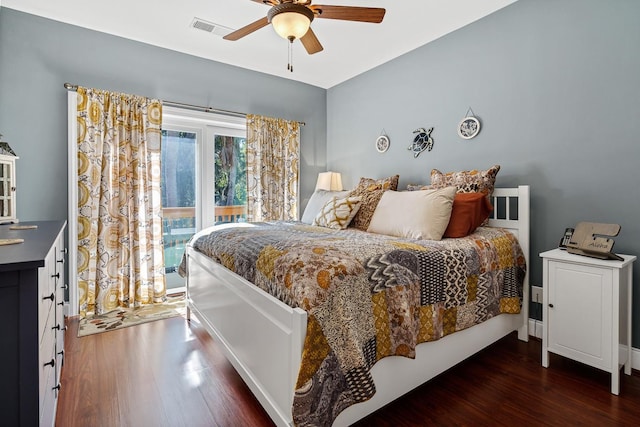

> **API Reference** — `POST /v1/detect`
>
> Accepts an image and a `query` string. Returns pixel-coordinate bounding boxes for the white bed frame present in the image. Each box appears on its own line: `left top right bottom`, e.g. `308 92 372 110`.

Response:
186 186 530 427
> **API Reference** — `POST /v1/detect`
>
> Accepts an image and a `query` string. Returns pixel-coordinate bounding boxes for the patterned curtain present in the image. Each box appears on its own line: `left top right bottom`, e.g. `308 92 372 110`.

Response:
246 114 300 221
76 87 165 317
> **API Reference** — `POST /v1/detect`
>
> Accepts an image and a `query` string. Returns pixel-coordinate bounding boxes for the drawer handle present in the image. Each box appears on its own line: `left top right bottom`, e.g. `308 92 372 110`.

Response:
52 384 61 392
43 293 55 301
57 301 65 306
60 248 68 255
44 359 55 368
57 258 65 264
52 324 61 331
57 350 64 357
61 283 69 290
51 273 60 279
549 303 554 308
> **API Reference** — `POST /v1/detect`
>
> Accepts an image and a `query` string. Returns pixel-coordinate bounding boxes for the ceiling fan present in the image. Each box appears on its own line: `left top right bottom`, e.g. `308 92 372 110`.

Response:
224 0 386 70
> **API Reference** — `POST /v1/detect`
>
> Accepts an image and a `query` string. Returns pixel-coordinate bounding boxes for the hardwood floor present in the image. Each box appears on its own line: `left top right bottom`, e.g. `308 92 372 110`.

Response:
56 315 640 426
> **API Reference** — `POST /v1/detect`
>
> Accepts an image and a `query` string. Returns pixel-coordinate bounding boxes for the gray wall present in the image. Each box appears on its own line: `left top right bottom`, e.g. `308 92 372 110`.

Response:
3 1 640 345
327 0 640 345
0 8 327 223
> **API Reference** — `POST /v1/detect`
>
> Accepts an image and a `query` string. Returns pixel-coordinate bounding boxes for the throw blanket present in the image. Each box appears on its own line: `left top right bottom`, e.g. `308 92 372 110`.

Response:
180 222 526 426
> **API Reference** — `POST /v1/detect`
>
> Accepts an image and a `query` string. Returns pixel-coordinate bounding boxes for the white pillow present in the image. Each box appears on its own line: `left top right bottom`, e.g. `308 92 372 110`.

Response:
312 196 362 229
367 187 456 240
301 190 349 224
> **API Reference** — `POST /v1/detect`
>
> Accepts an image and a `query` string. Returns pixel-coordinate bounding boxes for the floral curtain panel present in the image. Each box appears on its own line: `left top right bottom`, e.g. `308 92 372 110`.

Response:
246 114 300 221
76 87 165 317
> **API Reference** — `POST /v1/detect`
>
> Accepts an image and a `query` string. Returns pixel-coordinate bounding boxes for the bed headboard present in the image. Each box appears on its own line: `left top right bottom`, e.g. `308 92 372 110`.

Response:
488 185 530 243
487 185 530 326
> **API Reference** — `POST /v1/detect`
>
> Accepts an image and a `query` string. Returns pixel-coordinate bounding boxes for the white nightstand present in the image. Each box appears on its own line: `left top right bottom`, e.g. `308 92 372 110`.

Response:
540 248 636 394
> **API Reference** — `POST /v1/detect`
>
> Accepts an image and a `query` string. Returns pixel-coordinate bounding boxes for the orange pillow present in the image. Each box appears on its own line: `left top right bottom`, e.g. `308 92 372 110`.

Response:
443 193 493 238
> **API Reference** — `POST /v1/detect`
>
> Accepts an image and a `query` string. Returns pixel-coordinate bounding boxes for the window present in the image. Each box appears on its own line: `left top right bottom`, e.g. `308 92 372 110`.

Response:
161 107 247 290
214 134 247 223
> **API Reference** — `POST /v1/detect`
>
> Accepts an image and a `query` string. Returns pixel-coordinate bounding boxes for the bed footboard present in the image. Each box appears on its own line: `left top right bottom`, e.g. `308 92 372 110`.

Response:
187 248 306 427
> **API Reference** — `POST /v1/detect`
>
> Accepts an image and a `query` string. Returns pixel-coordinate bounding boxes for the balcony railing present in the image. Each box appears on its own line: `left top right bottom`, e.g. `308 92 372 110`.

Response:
162 205 247 275
162 205 247 224
215 205 247 224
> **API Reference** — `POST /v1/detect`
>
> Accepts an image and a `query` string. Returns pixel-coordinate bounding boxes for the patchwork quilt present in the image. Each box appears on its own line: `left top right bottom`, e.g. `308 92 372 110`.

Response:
181 222 526 426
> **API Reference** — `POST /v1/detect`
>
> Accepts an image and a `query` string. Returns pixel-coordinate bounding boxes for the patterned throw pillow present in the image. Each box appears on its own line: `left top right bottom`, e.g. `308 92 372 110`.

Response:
347 175 399 231
356 175 399 192
406 184 434 191
301 189 350 224
429 165 499 226
430 165 500 195
313 196 362 229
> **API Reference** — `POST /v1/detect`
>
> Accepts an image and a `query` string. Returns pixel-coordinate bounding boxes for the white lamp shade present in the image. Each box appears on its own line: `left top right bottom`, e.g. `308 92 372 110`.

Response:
271 11 311 40
315 171 343 191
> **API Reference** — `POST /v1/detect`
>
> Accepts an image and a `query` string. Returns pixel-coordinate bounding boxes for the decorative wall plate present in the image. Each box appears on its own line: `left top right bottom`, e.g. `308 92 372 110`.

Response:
376 134 390 153
458 116 480 139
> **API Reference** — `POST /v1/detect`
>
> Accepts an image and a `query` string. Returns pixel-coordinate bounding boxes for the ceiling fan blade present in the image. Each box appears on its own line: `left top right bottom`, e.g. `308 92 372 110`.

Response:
312 5 386 23
250 0 278 5
300 28 323 55
223 16 270 41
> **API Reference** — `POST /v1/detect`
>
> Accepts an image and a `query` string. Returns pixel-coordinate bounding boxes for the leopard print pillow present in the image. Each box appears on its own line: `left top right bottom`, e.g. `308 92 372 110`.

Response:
347 175 399 230
355 175 399 192
430 165 500 195
406 184 434 191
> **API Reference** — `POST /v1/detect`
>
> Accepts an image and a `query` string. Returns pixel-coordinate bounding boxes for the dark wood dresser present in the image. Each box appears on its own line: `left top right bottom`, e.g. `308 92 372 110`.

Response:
0 221 67 426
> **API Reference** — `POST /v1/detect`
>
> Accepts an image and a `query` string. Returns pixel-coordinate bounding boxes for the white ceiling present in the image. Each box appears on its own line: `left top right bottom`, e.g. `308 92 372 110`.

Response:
3 0 517 89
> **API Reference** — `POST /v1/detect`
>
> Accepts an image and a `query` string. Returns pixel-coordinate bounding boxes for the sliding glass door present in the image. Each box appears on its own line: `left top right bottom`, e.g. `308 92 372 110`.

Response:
161 128 197 289
161 108 246 290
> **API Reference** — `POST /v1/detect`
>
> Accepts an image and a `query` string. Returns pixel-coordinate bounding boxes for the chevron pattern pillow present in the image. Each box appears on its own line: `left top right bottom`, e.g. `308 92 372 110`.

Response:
313 196 362 229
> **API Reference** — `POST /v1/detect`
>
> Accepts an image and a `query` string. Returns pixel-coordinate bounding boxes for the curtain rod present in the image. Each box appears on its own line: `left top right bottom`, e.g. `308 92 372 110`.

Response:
63 83 305 126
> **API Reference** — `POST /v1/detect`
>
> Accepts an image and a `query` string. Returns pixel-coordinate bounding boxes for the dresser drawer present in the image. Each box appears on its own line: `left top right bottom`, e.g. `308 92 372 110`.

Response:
40 359 57 427
38 253 57 344
54 235 67 386
38 301 52 347
39 313 56 411
55 286 66 385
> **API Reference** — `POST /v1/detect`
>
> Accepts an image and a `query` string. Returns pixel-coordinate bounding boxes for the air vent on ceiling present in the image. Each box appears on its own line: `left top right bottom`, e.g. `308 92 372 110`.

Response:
190 18 233 38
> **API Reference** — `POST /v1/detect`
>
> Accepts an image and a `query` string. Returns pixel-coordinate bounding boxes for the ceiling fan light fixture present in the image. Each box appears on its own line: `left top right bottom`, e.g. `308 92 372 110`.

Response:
268 3 314 40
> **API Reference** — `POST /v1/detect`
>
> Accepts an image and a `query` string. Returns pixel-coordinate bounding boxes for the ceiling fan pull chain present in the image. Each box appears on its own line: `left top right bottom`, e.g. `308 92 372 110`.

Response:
287 38 294 72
